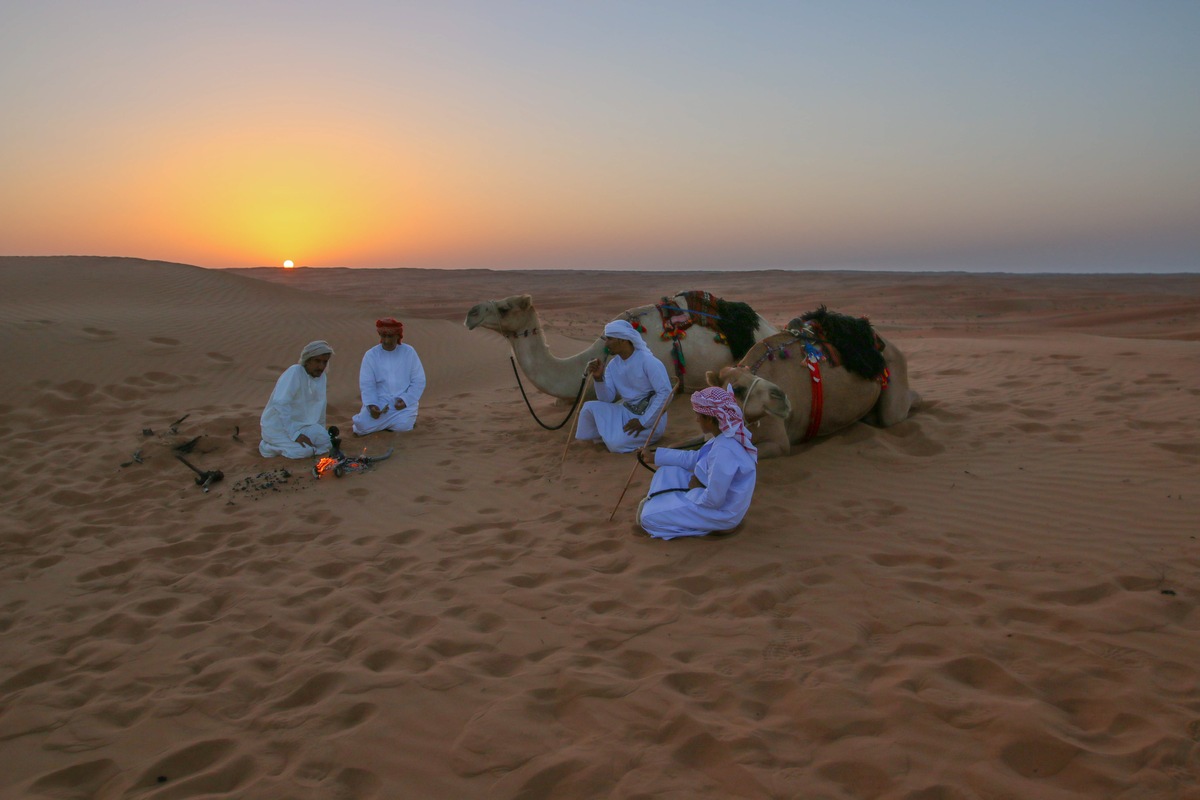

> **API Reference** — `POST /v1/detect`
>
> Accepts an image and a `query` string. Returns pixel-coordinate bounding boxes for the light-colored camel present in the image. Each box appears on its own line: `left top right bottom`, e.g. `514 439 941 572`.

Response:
706 328 919 459
464 294 778 398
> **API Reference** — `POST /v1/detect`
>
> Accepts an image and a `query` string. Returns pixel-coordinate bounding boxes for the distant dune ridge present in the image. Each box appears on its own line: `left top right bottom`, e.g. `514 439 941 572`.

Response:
0 255 1198 799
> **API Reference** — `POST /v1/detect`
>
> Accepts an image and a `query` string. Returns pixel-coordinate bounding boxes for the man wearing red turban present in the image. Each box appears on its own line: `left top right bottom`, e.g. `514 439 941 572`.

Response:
351 317 426 435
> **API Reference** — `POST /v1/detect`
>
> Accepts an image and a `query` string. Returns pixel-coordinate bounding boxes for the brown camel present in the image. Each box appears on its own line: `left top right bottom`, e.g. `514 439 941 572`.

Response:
706 310 919 458
465 293 778 398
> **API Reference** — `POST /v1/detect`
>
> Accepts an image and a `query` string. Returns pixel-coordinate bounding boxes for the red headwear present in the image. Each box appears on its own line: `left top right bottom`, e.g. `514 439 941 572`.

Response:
375 318 403 339
691 386 757 456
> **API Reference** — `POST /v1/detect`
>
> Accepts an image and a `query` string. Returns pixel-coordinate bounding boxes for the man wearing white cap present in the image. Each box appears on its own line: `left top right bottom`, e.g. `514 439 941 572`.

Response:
259 340 335 458
575 320 673 453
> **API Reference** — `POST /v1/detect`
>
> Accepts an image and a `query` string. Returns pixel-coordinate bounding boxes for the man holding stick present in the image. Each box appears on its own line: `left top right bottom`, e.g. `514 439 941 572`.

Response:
575 320 672 453
634 386 758 539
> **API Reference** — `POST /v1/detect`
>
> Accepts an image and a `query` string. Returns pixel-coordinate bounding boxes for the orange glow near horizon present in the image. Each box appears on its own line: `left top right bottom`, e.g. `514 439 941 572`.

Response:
1 5 1197 273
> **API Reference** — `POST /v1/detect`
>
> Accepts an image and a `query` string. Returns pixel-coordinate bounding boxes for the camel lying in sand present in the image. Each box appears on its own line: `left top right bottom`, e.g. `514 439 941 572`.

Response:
464 293 778 398
706 308 919 458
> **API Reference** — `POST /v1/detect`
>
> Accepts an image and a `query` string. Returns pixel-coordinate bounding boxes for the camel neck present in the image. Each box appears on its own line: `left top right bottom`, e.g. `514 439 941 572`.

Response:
505 326 605 399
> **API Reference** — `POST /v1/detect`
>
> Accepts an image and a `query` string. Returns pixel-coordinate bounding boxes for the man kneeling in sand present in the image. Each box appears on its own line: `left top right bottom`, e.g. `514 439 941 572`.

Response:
352 317 427 436
576 320 672 453
259 340 335 458
636 386 758 540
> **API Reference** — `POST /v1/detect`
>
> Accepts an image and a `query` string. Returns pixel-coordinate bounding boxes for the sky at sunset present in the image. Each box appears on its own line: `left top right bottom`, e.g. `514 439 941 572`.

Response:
2 1 1198 272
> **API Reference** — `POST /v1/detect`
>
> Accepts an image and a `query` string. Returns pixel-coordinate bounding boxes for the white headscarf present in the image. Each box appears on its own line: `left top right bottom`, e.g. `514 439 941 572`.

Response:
603 320 652 355
298 340 334 364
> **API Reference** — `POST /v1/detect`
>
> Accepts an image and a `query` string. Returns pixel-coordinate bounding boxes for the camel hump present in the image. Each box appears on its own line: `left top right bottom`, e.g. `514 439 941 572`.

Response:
788 305 887 381
713 298 762 360
661 290 764 361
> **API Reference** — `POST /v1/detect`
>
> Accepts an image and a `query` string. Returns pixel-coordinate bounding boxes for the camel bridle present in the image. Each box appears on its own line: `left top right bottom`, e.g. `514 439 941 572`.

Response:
739 331 827 442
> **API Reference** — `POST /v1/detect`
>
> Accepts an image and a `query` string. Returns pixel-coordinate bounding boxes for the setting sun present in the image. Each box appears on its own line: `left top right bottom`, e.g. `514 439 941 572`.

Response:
282 260 294 269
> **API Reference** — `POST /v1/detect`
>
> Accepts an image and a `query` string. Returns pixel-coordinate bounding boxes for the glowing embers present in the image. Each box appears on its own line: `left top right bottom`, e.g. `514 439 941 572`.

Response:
313 456 342 478
312 447 395 479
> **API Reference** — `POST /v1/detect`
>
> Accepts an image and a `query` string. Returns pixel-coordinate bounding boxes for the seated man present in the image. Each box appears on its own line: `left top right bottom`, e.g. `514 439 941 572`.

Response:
575 319 672 453
636 386 758 539
351 317 427 435
259 340 334 458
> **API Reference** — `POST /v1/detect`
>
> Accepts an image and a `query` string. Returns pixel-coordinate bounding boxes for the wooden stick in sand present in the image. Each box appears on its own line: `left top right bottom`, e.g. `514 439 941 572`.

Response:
608 380 679 522
560 372 594 465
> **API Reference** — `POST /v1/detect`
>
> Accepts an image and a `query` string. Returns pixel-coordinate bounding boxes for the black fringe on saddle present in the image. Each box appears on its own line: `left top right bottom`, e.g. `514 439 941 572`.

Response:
789 305 886 380
715 299 762 361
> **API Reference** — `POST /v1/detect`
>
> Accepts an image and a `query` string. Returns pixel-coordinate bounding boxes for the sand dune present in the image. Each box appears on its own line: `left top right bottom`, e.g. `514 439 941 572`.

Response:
1 256 1197 799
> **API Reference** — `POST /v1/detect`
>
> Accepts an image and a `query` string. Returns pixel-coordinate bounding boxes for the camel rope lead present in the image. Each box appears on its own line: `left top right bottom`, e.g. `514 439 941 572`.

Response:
511 356 587 431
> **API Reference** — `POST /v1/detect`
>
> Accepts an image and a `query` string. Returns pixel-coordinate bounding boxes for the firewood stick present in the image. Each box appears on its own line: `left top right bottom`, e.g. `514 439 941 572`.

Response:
608 380 679 521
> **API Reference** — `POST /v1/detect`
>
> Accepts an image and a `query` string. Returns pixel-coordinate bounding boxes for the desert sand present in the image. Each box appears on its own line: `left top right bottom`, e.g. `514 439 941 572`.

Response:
1 255 1198 799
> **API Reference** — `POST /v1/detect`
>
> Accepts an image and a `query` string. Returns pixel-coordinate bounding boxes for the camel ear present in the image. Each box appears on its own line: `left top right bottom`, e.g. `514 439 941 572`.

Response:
705 370 720 387
515 295 533 309
764 387 791 419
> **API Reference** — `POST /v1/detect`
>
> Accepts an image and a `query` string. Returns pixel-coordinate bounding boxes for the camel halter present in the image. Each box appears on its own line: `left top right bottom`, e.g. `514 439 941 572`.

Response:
503 328 540 339
745 333 825 443
733 374 764 414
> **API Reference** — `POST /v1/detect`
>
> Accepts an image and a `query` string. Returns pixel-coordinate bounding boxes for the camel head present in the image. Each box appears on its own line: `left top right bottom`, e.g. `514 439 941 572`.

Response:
706 366 791 422
464 294 537 334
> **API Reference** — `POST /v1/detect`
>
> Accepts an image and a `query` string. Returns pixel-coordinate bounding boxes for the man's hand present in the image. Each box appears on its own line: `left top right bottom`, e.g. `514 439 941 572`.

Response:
585 358 605 380
296 433 316 448
393 398 407 411
624 418 646 435
368 404 387 419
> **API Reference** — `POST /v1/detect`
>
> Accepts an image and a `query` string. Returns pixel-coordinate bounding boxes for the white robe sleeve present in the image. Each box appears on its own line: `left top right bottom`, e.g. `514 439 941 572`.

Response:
654 447 701 471
359 349 382 409
397 347 426 408
693 449 738 509
266 366 304 441
639 352 673 422
595 362 617 402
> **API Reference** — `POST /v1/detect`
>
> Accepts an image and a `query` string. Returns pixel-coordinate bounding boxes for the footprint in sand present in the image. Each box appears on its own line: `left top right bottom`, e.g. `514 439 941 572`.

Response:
879 423 945 456
999 735 1081 779
150 336 180 346
29 760 121 799
1154 441 1200 456
133 739 243 791
206 351 234 363
763 633 816 661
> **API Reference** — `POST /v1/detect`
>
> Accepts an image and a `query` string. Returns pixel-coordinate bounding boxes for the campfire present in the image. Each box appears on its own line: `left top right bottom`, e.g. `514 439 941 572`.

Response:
313 456 342 478
313 447 385 479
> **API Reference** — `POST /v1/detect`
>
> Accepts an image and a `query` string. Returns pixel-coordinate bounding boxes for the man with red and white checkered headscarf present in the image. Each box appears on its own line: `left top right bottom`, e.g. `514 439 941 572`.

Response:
689 386 757 455
636 386 758 540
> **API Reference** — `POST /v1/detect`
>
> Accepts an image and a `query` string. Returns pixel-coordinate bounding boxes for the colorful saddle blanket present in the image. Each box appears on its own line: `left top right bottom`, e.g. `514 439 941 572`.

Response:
657 290 724 337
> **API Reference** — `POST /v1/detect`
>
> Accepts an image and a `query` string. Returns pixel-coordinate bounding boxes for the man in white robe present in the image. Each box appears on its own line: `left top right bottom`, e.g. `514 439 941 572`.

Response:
636 386 758 539
575 319 673 453
259 340 334 458
351 317 427 435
